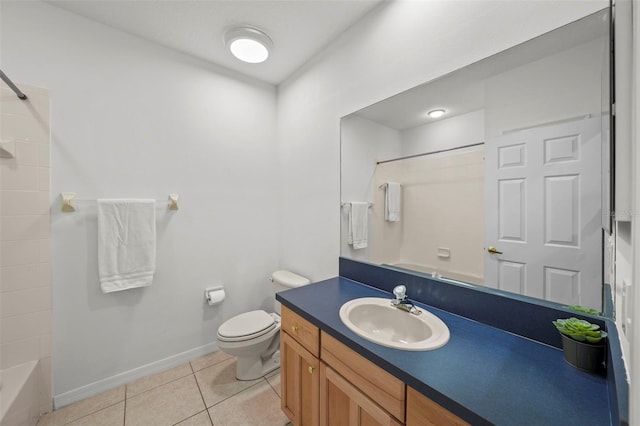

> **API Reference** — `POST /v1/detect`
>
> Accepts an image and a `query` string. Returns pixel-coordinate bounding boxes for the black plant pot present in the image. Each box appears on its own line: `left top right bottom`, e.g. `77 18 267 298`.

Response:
560 334 606 373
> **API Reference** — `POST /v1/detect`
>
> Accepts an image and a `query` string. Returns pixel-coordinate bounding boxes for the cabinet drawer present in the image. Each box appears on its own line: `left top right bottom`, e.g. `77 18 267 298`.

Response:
406 387 469 426
282 305 320 357
320 332 405 423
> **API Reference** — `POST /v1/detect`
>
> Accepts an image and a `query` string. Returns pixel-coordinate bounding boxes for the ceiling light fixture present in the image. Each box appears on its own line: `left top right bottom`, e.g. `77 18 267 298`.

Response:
224 26 273 64
427 109 446 118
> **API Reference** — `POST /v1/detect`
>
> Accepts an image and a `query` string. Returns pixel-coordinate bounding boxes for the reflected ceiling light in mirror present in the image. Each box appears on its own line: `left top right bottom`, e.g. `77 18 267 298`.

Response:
427 109 446 118
225 26 273 63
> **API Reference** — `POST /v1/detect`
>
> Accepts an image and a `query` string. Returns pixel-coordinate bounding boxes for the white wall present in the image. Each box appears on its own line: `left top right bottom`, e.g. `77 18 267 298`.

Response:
1 1 279 405
340 115 401 262
277 0 608 282
401 110 485 157
485 38 606 138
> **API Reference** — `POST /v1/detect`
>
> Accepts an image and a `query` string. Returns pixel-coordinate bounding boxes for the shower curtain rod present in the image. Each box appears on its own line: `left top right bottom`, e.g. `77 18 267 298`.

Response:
0 69 27 100
376 142 484 165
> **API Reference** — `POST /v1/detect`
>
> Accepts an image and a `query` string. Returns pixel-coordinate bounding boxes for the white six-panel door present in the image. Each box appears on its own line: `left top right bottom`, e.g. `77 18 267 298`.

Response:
484 118 602 310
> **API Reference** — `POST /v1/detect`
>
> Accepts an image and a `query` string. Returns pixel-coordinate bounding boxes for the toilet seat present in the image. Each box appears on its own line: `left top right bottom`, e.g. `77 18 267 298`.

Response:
217 310 276 342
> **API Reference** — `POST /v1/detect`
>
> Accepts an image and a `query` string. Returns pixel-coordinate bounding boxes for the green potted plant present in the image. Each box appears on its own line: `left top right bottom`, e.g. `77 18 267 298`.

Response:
552 317 607 373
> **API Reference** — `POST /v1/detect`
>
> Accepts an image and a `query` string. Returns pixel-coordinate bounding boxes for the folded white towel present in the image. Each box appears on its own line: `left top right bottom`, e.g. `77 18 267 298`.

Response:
98 199 156 293
348 202 368 249
385 182 401 222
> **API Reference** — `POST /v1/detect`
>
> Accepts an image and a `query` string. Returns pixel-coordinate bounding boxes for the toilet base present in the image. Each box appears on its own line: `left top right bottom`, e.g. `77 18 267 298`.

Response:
236 350 280 381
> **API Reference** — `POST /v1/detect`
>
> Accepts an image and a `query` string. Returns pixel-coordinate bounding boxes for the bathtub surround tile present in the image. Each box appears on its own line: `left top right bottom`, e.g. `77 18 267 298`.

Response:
175 410 213 426
0 113 49 144
0 239 39 267
37 166 50 191
39 356 54 413
48 385 125 426
0 190 44 215
0 263 47 291
125 375 204 426
15 141 41 166
189 350 232 372
0 164 39 190
126 362 193 397
194 358 261 408
0 337 40 369
39 144 50 167
39 333 52 358
0 214 50 241
38 239 51 263
0 286 52 317
207 380 288 426
1 84 52 422
0 309 51 344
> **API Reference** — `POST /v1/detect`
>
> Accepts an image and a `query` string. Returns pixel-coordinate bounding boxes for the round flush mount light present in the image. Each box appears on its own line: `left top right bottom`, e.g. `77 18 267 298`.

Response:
224 26 273 64
427 109 446 118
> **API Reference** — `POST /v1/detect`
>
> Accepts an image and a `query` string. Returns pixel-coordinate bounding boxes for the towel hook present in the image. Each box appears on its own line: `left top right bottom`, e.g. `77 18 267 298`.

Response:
168 194 179 211
61 192 76 212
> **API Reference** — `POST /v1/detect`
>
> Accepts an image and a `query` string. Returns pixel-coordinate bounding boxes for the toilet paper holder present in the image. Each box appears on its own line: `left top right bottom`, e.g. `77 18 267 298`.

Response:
205 286 225 306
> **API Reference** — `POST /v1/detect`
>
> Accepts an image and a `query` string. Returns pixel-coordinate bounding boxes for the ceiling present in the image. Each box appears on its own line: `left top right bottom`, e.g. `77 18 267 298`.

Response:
354 8 608 131
44 0 384 85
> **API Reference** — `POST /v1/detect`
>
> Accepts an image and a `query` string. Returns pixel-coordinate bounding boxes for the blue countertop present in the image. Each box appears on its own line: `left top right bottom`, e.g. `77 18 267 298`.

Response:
277 277 612 426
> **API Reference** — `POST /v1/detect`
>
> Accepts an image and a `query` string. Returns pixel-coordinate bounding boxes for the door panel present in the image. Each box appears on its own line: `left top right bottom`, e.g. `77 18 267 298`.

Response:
485 117 602 310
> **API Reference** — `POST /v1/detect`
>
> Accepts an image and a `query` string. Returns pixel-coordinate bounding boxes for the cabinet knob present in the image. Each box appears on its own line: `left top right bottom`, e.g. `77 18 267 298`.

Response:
291 325 299 333
308 366 314 374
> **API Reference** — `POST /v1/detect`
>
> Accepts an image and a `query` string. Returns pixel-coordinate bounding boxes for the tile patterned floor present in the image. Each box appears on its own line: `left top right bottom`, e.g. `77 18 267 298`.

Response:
37 351 290 426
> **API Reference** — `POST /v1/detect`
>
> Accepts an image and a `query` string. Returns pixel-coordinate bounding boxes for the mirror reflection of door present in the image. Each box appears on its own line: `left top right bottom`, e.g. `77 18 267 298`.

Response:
485 118 602 309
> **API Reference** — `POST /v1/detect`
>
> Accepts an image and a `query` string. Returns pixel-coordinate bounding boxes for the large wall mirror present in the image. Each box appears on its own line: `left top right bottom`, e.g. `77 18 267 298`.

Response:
340 9 611 314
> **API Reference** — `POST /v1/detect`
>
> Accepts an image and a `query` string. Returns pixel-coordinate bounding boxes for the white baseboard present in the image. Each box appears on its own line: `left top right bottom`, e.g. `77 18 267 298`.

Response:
53 342 218 409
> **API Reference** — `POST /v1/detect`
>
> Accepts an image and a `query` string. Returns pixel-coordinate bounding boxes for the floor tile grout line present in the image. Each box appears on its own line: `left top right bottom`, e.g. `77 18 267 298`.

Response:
203 377 270 411
126 369 196 400
189 355 233 373
40 353 236 425
55 399 125 426
170 408 210 426
192 370 212 424
265 370 281 397
123 385 127 426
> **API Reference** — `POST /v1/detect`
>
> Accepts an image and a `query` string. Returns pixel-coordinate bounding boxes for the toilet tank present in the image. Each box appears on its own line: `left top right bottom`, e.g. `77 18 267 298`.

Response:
272 270 310 314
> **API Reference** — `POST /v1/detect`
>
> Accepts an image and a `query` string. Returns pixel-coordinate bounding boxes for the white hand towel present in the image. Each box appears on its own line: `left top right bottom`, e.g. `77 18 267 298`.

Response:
98 199 156 293
348 202 368 249
385 182 401 222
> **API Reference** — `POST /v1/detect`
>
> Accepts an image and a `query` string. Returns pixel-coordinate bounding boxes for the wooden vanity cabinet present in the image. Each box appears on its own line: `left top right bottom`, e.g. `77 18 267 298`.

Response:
320 333 405 423
280 305 469 426
406 387 469 426
320 362 401 426
281 306 320 426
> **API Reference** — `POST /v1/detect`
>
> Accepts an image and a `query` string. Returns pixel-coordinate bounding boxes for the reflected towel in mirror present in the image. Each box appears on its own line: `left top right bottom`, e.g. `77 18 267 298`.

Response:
385 182 401 222
348 202 368 249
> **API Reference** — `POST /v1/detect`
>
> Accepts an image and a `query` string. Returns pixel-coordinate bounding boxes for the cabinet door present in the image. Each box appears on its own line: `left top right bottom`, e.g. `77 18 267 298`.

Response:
406 387 469 426
320 363 402 426
281 331 320 426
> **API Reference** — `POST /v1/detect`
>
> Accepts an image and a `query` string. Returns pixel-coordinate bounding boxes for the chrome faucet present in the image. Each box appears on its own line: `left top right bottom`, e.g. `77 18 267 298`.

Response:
391 285 421 315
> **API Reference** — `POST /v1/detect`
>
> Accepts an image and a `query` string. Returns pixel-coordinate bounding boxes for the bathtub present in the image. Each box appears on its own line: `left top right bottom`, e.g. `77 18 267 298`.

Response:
0 361 41 426
387 262 484 286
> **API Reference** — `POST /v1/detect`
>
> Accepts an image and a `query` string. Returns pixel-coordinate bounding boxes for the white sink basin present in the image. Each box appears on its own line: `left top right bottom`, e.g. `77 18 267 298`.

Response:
339 297 450 351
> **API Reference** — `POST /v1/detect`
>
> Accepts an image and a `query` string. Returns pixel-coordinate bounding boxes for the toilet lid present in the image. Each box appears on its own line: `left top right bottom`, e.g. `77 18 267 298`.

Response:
218 310 275 339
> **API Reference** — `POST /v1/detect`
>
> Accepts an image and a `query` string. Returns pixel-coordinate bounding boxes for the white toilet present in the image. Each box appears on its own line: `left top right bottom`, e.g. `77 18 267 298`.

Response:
216 270 310 380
